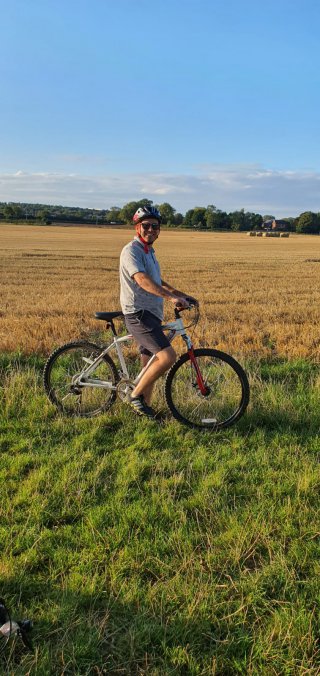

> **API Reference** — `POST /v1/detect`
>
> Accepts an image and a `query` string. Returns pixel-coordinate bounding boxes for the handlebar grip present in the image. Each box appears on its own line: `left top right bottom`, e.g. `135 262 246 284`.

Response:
175 300 196 313
185 297 197 307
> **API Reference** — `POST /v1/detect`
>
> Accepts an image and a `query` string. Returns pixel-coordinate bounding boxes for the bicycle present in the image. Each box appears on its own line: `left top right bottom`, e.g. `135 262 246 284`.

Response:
43 303 250 430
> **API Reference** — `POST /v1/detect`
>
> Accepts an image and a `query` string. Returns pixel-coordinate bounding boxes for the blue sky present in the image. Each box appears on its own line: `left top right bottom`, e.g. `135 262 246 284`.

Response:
1 0 320 216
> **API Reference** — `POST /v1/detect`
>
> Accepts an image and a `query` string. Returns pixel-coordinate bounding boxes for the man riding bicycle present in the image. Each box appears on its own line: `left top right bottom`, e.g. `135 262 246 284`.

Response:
119 205 198 419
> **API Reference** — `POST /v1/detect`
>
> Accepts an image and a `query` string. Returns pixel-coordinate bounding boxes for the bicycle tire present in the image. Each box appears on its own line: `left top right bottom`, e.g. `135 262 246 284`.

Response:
165 348 250 430
43 341 119 417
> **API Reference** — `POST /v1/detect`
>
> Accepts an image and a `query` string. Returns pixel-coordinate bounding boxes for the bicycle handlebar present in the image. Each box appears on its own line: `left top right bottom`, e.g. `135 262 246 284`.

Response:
174 297 197 310
174 299 199 324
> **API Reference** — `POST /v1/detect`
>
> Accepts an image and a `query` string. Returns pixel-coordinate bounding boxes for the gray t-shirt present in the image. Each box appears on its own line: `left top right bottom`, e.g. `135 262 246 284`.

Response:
119 236 164 320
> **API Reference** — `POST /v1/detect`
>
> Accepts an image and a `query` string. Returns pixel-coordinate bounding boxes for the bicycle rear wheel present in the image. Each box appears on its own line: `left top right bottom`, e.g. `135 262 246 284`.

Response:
43 341 118 417
165 348 249 430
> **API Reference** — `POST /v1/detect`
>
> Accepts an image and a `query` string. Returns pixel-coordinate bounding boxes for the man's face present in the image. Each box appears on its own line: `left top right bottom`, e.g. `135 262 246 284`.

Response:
137 218 160 244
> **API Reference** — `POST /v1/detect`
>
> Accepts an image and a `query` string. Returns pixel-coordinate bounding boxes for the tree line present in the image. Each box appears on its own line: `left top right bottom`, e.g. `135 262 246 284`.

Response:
1 200 320 234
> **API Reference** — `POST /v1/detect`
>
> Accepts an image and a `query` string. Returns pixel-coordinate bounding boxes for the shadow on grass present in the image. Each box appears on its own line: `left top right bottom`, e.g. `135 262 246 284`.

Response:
242 404 320 438
0 577 251 674
240 357 320 438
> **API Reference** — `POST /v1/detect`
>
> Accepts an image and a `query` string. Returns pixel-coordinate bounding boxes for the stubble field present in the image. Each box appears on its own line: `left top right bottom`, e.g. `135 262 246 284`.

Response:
1 224 320 359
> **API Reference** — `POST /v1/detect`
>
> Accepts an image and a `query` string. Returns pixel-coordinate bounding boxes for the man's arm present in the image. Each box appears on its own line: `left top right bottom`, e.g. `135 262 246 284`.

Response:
161 279 185 296
161 279 198 305
133 272 186 305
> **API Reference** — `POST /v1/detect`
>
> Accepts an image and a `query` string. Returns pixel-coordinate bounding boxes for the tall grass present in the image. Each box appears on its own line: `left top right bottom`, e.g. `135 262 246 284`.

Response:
1 354 320 673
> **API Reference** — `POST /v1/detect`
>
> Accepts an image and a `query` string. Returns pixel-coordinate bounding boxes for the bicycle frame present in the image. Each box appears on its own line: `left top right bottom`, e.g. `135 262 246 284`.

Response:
72 314 206 392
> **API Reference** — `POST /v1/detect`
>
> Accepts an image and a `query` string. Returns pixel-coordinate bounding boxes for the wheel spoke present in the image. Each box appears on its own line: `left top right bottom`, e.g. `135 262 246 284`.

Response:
188 399 204 416
44 342 118 417
61 392 76 402
166 349 249 429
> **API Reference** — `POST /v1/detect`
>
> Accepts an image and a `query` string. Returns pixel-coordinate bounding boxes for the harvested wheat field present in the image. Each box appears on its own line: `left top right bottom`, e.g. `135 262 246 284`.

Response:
1 223 320 358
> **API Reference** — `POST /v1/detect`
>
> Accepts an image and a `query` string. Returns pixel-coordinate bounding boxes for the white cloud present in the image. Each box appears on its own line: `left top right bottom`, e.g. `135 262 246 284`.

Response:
0 165 320 216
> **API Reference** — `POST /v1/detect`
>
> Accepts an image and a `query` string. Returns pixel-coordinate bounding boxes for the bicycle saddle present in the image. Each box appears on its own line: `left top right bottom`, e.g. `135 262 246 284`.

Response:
95 311 124 321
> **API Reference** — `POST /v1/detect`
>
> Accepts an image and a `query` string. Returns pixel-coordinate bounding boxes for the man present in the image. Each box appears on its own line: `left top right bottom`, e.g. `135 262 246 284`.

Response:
119 205 197 418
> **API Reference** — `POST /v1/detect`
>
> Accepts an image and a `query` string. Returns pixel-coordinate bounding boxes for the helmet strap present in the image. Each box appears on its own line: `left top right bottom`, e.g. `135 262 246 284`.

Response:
137 232 150 253
135 225 151 253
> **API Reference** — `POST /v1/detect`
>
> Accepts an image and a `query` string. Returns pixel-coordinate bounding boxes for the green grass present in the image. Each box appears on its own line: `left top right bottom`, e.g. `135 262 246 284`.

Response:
1 355 320 674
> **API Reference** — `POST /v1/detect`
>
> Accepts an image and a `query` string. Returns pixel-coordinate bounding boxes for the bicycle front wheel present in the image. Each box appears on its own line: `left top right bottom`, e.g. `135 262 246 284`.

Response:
165 348 250 430
43 341 119 417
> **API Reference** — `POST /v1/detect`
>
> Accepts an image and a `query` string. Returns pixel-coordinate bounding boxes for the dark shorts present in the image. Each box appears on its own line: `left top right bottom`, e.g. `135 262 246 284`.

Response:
124 309 170 356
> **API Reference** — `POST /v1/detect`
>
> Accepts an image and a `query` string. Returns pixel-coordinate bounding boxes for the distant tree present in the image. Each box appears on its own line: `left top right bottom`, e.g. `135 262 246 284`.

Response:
262 214 275 223
205 205 217 229
37 208 51 224
246 212 263 230
205 206 231 230
229 209 247 231
296 211 320 234
205 211 215 229
281 217 296 232
158 202 176 225
230 210 262 231
183 209 195 228
191 207 206 228
4 204 24 220
174 212 184 226
3 205 13 219
119 199 153 224
107 206 121 223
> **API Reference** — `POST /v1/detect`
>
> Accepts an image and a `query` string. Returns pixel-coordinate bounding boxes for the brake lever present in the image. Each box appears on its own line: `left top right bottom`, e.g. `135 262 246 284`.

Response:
184 297 198 308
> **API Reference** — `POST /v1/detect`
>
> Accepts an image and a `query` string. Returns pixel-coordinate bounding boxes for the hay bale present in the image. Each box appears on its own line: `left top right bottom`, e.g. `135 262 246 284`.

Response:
247 231 256 236
256 231 263 237
280 232 289 238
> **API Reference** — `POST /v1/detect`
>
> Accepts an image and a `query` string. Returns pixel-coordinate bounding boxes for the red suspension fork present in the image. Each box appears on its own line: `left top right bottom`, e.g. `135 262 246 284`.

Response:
188 347 209 395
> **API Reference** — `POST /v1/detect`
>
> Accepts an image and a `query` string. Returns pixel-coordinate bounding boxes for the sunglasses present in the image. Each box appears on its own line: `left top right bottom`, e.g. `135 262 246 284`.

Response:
141 222 160 231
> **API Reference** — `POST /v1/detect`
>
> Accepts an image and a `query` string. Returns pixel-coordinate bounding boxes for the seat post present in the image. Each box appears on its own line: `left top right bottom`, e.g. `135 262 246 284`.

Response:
109 320 117 336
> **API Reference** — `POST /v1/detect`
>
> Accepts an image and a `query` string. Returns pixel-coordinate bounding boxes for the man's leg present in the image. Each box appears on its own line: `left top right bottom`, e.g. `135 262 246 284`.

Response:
139 353 154 406
132 346 176 402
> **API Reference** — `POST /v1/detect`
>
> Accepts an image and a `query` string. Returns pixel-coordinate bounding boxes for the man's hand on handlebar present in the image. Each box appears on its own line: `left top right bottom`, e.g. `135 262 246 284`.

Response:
170 296 189 309
170 294 199 311
184 295 198 307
